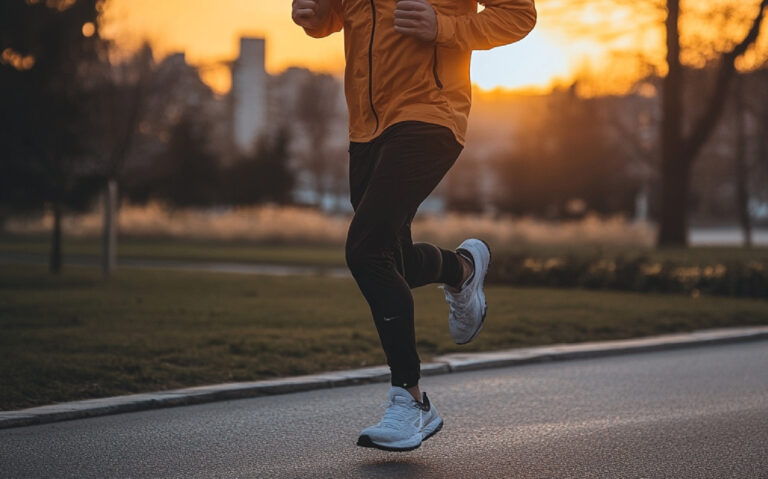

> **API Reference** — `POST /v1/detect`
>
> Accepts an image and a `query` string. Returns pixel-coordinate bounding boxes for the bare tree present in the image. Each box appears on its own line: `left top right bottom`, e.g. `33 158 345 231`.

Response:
88 44 155 276
731 77 753 247
659 0 767 246
760 69 768 211
543 0 768 246
86 44 189 276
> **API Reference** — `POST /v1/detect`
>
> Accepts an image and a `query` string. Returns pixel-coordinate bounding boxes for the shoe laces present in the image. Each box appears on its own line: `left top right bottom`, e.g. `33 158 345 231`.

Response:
379 397 421 430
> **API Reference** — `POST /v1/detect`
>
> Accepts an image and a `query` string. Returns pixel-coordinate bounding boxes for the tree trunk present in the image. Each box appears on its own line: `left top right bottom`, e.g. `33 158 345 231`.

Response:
657 0 688 247
658 152 690 247
733 80 752 248
50 202 62 274
101 179 118 277
761 73 768 196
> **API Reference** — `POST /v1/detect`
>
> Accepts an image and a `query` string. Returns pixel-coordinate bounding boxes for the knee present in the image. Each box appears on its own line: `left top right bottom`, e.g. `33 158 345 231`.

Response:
346 216 401 274
345 234 378 275
345 229 391 275
345 239 363 273
345 224 366 273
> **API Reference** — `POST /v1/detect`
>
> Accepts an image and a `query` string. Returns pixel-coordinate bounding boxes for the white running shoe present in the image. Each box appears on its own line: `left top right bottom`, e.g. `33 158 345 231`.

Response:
357 386 443 452
442 238 491 345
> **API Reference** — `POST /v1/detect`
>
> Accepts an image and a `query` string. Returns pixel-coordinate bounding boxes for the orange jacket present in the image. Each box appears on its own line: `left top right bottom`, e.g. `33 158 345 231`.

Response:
303 0 537 145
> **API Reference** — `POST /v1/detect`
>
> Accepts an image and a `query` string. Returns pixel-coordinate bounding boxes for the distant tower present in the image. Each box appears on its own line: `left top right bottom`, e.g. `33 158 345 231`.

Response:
232 37 267 153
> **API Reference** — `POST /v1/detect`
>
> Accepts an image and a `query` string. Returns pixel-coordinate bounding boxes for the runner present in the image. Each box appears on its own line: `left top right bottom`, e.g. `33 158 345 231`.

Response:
292 0 536 452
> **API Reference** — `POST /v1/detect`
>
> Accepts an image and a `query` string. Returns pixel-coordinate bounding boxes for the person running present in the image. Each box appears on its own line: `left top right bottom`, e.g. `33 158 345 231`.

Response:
292 0 536 452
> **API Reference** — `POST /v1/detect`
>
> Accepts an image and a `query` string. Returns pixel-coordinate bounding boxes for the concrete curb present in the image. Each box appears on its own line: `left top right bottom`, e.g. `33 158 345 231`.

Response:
2 326 767 430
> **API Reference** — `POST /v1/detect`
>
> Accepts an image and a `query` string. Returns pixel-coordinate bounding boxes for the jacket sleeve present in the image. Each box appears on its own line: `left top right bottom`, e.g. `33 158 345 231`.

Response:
302 0 344 38
435 0 537 51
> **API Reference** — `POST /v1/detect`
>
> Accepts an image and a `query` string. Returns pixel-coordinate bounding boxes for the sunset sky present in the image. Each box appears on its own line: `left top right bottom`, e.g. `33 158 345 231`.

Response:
100 0 768 95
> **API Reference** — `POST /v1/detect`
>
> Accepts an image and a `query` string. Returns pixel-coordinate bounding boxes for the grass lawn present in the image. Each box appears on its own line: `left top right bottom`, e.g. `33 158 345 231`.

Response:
0 235 346 268
3 234 768 269
2 264 768 410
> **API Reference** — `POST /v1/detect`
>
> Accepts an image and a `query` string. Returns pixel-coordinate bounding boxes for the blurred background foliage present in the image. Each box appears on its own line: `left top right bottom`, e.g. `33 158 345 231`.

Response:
1 0 768 282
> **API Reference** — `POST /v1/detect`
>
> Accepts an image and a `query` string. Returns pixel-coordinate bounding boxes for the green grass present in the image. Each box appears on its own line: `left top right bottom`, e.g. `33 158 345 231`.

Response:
2 264 768 410
0 234 345 267
6 233 768 266
3 233 767 268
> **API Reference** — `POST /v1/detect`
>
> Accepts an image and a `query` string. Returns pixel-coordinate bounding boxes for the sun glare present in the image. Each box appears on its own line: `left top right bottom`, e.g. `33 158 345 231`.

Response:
471 29 569 91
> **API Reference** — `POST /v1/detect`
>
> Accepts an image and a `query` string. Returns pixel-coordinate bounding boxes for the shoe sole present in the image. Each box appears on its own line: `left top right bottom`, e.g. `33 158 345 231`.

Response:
454 239 491 346
356 420 443 452
423 418 444 442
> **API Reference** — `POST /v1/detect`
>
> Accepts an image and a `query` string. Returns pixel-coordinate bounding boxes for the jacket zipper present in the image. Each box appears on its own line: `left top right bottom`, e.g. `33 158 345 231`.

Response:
432 46 443 89
367 0 380 135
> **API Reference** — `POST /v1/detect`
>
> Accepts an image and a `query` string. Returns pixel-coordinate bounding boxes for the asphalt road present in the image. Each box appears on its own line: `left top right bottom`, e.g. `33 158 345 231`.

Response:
2 341 767 479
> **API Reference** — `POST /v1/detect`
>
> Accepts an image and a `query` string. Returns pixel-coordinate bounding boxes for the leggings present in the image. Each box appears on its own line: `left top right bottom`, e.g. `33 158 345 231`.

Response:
345 121 465 389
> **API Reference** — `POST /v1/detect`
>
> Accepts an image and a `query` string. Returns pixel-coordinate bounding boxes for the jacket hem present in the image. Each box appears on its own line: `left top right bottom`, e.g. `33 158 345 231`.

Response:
349 113 465 146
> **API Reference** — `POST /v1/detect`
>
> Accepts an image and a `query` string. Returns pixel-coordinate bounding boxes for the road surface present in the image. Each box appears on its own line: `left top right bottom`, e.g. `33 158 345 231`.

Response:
2 340 767 478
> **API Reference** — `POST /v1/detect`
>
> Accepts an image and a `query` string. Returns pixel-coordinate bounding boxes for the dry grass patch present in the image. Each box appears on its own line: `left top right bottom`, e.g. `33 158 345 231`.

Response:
4 203 654 248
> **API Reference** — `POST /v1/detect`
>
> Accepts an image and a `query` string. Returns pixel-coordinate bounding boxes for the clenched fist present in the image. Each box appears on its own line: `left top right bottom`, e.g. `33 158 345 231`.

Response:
292 0 332 30
394 0 438 43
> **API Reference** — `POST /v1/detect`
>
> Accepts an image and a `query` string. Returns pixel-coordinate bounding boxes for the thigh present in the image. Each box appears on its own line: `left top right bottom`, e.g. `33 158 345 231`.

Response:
362 122 462 225
348 141 377 212
373 122 463 201
347 122 462 256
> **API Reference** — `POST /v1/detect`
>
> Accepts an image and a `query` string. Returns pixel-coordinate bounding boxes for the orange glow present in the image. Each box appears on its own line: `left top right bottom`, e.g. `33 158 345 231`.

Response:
1 48 35 71
82 22 96 38
100 0 768 95
101 0 344 94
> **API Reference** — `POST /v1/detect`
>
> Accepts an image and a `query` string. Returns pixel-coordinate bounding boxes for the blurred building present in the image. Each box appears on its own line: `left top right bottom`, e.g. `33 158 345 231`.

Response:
231 37 268 154
228 37 352 211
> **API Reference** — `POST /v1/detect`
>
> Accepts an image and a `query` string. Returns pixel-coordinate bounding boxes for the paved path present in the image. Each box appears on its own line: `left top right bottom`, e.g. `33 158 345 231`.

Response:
690 228 768 246
2 340 767 478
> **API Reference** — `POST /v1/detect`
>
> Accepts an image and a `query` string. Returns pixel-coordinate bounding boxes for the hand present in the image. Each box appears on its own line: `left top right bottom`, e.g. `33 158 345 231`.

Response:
292 0 331 29
394 0 438 43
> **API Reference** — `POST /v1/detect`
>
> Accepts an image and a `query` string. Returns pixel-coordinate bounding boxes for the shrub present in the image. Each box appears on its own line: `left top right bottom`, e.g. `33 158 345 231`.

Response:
489 254 767 299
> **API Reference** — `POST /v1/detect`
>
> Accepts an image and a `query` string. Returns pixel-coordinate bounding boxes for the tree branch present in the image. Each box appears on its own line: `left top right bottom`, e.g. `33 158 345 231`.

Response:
610 111 656 167
682 0 768 165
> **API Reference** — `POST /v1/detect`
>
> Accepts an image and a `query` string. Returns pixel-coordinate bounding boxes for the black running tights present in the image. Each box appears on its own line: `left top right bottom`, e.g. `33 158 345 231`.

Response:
345 121 465 389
